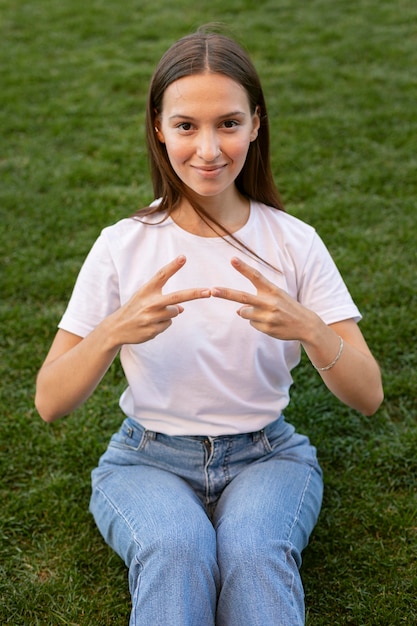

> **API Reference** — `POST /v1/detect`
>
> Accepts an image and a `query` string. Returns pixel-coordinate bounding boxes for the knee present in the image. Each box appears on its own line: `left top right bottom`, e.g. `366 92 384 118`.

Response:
122 506 218 577
90 477 217 568
151 513 217 565
217 517 302 571
128 514 219 601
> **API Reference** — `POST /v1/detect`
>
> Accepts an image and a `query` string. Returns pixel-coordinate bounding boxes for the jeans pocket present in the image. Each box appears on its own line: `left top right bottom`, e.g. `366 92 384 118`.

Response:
259 429 274 454
264 416 322 471
261 415 295 452
109 418 148 452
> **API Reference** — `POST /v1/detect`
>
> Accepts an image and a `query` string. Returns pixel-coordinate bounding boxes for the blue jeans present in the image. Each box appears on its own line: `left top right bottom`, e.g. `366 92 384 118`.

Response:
90 415 323 626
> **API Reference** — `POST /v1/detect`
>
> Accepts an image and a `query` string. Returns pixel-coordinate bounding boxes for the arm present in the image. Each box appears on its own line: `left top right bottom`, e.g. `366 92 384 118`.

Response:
35 256 211 422
211 257 383 416
35 324 119 423
298 317 383 415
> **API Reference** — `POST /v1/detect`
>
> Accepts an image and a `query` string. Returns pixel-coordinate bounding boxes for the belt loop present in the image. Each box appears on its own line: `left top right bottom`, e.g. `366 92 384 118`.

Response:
252 429 262 443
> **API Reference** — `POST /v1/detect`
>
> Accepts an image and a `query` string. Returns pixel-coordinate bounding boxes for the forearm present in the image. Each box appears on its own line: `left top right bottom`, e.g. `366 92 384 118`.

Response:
302 319 383 416
35 257 211 423
35 321 120 423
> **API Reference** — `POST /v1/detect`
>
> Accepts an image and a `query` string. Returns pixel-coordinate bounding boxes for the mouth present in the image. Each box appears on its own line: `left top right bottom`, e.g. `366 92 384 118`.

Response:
191 164 227 178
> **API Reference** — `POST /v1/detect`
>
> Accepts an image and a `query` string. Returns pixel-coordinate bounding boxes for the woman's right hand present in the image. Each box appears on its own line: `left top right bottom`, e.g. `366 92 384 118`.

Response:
108 255 210 347
35 255 210 422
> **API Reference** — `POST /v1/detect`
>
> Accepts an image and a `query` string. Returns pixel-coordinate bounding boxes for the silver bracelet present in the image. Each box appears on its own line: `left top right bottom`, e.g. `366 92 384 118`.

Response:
313 336 344 372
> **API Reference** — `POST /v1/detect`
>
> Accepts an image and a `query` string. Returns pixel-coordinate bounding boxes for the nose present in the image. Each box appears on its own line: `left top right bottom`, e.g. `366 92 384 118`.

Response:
196 129 221 162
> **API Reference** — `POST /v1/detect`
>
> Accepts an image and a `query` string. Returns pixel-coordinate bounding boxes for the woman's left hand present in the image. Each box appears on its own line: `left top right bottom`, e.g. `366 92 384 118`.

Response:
212 256 383 416
211 256 317 343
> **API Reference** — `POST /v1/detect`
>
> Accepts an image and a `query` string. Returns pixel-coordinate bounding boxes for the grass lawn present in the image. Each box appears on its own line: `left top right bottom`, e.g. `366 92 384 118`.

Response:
1 0 416 624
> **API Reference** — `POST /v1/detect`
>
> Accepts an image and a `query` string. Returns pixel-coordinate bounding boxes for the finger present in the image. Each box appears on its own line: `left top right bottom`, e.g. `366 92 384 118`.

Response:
237 306 269 326
151 304 185 324
165 304 183 318
163 287 211 306
145 306 183 336
230 256 275 291
145 255 187 292
211 286 258 305
237 305 255 319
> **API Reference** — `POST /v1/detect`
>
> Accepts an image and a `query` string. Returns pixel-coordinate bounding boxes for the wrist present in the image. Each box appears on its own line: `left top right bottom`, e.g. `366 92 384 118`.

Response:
312 335 344 371
301 318 343 372
93 314 124 354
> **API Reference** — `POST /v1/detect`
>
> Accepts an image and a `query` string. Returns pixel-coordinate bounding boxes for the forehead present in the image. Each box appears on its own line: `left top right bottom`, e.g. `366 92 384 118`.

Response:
161 72 251 115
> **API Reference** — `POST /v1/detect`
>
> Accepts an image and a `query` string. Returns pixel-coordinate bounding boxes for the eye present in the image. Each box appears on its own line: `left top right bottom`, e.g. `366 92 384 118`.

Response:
176 122 194 132
222 120 239 129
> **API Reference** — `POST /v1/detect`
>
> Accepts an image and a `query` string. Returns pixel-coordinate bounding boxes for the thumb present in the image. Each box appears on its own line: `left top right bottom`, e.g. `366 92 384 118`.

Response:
237 306 254 319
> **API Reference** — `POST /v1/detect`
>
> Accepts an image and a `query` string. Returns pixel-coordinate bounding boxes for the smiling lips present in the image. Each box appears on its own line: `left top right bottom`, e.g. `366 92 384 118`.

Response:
191 164 227 178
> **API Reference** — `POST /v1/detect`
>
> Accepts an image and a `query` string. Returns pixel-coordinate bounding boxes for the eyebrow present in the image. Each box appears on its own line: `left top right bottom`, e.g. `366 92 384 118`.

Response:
168 111 247 122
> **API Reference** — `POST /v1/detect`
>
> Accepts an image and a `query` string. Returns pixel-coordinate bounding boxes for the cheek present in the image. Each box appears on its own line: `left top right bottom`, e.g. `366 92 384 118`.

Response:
164 139 189 165
229 137 252 162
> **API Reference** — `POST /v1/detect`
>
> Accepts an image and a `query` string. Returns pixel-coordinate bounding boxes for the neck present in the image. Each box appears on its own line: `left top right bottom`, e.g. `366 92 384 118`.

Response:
171 189 250 237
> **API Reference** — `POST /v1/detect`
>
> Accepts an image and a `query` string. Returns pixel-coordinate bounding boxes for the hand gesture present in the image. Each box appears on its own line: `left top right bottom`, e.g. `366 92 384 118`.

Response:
211 257 316 342
111 255 210 346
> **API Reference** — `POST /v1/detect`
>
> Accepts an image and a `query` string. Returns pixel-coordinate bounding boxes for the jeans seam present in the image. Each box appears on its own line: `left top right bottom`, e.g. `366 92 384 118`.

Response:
130 554 143 626
110 419 148 452
95 484 143 558
204 438 214 508
260 429 273 453
287 465 313 546
285 545 303 626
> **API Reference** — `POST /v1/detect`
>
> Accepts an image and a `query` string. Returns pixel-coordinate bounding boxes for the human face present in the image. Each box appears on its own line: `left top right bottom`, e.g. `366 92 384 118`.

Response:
156 72 260 203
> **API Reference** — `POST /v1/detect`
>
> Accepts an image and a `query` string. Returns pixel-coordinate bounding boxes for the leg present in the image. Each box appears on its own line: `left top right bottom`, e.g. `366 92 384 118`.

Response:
214 455 323 626
90 463 219 626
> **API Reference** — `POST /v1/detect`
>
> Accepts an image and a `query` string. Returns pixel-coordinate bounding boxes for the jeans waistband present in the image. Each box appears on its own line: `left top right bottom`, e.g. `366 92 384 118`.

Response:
126 414 284 446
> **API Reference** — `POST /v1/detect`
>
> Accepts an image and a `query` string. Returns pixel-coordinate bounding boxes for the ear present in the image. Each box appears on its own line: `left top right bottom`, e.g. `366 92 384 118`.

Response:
154 125 165 143
250 106 261 142
153 111 165 143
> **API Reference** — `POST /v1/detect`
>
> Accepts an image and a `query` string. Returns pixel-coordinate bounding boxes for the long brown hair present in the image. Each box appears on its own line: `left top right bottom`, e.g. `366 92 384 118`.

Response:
135 27 284 262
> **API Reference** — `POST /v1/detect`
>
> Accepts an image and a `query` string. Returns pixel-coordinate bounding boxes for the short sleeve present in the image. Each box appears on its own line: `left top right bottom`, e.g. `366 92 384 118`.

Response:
58 233 120 337
297 232 362 324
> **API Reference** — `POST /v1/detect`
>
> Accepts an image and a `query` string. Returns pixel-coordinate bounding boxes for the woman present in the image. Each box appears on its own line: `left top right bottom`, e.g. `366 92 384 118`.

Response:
35 27 383 626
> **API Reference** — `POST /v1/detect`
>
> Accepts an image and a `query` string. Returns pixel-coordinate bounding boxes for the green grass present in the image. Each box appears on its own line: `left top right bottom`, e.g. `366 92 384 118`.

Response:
1 0 416 623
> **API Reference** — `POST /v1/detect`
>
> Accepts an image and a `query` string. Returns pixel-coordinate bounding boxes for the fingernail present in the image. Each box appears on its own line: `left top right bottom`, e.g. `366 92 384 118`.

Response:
201 289 211 297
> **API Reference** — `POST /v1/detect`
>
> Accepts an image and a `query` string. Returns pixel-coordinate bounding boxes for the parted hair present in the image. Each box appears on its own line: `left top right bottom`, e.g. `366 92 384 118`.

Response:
136 27 284 259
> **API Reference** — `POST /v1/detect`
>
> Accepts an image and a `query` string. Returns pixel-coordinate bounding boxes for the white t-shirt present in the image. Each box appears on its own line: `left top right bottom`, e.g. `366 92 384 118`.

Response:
59 201 361 436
